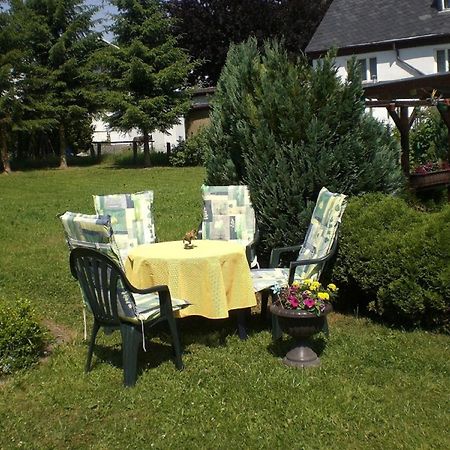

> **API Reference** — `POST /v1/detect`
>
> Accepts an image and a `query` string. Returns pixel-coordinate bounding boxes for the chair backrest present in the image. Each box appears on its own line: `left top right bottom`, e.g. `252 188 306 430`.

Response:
93 191 156 261
69 247 138 325
295 187 347 280
59 211 124 267
201 185 256 245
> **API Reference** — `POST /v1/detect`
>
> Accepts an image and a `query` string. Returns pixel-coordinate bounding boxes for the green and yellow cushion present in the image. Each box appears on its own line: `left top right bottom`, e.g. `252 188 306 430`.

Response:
201 185 256 248
93 191 156 262
251 187 347 291
59 211 123 269
295 187 347 280
60 211 189 324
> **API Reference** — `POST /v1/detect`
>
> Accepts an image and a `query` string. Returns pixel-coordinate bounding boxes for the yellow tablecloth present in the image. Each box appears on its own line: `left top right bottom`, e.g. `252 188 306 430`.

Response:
125 240 256 319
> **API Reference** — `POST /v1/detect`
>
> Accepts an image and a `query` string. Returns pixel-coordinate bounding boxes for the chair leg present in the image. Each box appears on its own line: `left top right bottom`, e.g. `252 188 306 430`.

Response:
120 323 141 387
85 320 100 373
166 315 184 370
271 314 282 341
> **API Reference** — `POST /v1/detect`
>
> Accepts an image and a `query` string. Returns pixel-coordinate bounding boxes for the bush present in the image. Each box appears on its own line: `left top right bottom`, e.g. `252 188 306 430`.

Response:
169 127 208 167
112 150 169 167
0 298 48 375
333 194 450 332
204 39 404 254
410 108 448 169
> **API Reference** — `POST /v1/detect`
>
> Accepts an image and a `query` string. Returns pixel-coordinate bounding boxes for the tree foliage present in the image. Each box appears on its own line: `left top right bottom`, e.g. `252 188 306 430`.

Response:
98 0 195 167
0 0 103 171
204 39 404 254
167 0 332 85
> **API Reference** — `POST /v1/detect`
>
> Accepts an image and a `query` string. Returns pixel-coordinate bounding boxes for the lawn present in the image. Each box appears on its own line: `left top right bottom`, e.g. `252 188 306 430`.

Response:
0 162 449 449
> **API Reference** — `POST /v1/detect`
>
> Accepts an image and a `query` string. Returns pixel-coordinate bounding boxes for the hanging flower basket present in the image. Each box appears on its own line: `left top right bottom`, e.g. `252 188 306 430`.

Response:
409 169 450 189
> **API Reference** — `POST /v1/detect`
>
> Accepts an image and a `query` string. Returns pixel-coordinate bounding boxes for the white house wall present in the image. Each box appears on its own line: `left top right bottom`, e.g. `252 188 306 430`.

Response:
319 43 449 122
92 117 186 152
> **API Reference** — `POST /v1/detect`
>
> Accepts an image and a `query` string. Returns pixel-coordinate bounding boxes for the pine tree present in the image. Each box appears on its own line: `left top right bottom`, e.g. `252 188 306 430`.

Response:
23 0 103 168
0 7 15 173
100 0 195 167
204 40 404 255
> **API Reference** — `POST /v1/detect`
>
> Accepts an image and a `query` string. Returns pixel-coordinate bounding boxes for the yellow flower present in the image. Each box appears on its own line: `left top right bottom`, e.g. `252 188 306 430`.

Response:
292 281 300 287
318 292 330 301
310 281 321 291
303 278 313 286
327 283 337 292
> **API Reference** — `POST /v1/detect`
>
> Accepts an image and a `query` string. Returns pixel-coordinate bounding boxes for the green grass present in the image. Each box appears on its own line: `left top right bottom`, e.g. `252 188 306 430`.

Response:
0 163 449 449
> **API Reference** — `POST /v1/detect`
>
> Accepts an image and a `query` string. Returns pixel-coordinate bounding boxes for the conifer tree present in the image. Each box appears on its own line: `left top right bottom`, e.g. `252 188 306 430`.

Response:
101 0 195 167
0 1 54 172
23 0 103 168
0 7 15 173
205 40 404 254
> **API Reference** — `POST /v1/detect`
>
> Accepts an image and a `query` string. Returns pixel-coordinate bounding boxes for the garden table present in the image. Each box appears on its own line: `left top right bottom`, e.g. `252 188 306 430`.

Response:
125 240 256 336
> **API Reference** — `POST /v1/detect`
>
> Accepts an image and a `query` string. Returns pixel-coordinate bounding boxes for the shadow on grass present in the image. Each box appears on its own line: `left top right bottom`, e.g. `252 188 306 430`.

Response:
10 155 103 171
267 334 328 360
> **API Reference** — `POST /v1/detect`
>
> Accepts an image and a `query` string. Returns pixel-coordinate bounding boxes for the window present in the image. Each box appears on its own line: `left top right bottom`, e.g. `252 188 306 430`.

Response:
356 57 377 82
436 49 450 72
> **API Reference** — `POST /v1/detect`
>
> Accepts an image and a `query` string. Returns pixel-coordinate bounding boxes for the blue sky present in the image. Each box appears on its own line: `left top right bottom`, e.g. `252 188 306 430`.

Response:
0 1 117 40
86 0 117 40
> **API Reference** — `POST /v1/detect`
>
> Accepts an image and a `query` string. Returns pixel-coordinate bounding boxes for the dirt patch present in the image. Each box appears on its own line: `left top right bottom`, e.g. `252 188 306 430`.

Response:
42 318 78 348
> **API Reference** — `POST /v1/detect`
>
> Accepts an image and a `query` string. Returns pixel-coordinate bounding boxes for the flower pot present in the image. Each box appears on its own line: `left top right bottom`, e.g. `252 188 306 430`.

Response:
409 169 450 190
270 303 332 368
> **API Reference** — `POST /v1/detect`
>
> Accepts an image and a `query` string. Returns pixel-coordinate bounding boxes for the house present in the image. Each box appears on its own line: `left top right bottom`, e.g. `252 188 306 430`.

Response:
306 0 450 122
92 116 186 152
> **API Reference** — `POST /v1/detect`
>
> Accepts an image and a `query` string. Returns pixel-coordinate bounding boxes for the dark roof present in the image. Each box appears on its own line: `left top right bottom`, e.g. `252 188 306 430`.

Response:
306 0 450 56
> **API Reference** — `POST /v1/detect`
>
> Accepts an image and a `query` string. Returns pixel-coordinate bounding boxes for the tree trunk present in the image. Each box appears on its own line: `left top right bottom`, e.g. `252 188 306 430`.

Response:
143 130 151 167
59 123 68 169
0 124 11 174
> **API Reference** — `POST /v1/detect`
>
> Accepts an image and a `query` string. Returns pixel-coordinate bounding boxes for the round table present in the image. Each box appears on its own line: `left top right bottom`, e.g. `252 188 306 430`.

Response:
125 240 256 319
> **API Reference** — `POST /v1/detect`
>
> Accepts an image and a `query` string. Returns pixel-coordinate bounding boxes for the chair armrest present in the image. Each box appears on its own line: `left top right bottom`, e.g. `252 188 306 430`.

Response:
127 282 177 315
287 235 339 284
269 244 302 268
128 283 170 296
245 228 260 267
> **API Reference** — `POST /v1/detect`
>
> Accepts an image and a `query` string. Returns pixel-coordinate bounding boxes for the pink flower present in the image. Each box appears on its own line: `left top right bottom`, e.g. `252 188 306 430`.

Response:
304 298 316 309
288 295 299 308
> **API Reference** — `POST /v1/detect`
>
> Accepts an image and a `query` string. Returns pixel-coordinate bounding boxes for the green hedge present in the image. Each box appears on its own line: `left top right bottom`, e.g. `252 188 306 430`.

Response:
0 298 48 375
333 194 450 332
169 128 208 167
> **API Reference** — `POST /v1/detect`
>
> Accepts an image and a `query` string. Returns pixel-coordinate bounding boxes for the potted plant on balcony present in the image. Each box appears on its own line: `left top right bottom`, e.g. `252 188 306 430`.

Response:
409 161 450 189
270 279 337 368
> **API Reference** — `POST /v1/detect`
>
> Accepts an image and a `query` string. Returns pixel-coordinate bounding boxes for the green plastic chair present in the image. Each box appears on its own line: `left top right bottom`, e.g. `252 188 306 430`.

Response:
59 212 189 386
250 187 347 337
93 191 157 262
199 185 259 268
70 247 186 387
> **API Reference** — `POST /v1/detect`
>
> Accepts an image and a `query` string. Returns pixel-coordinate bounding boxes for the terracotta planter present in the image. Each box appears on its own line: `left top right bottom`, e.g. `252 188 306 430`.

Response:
270 303 332 368
409 169 450 190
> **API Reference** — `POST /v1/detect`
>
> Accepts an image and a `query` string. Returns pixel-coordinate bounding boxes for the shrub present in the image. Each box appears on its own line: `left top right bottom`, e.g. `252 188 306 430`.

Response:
204 39 404 254
112 149 169 167
333 194 450 332
410 108 448 169
0 298 48 375
169 127 208 167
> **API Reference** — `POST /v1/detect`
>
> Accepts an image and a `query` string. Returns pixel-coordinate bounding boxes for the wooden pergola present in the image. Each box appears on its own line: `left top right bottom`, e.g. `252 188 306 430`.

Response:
363 72 450 176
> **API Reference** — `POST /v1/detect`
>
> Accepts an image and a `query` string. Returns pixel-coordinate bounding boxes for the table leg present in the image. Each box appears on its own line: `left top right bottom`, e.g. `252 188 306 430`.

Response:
236 308 249 340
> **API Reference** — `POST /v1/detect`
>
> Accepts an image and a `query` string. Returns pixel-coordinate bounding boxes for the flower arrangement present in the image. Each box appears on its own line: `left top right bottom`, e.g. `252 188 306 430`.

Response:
271 279 338 316
413 161 450 175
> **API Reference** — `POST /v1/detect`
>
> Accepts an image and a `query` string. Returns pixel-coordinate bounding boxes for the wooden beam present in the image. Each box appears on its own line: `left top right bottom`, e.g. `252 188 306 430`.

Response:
387 106 412 175
366 99 430 107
